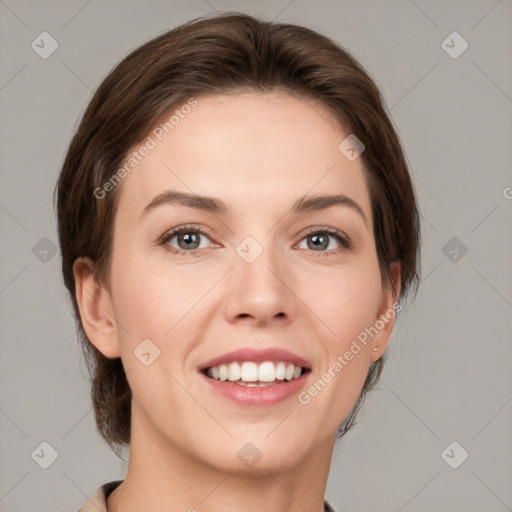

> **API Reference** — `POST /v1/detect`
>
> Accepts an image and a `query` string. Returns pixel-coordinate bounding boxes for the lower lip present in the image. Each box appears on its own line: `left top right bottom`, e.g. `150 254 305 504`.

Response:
199 371 310 406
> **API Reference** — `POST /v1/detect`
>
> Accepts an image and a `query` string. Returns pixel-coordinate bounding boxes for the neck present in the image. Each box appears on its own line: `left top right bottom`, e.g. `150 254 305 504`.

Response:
107 404 335 512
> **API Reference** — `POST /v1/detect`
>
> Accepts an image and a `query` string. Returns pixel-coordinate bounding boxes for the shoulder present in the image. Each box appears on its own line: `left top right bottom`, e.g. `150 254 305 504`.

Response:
76 480 123 512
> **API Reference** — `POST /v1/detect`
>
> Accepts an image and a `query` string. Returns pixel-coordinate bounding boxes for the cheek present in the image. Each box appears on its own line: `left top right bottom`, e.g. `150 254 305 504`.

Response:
298 260 382 406
297 268 381 430
110 249 212 337
301 258 383 343
108 257 201 414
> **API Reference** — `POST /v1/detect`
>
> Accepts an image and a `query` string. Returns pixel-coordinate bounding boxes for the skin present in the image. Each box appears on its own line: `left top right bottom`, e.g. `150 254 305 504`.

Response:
74 91 400 512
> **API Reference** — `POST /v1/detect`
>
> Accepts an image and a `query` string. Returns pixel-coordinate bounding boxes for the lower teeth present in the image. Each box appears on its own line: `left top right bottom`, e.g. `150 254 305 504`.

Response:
235 380 283 387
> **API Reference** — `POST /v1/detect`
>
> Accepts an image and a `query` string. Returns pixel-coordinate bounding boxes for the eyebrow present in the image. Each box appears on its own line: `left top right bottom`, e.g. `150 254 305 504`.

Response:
140 190 368 227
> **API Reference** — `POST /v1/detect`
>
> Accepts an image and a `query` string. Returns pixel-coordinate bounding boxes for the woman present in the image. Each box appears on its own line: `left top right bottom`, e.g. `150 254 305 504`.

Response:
55 12 420 512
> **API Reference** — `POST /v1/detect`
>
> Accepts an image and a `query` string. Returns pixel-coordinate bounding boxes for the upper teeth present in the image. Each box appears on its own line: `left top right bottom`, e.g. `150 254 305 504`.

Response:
206 361 302 382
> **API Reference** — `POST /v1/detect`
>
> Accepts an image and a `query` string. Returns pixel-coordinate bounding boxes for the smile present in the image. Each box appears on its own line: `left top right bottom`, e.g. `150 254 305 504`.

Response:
198 347 312 405
204 361 305 386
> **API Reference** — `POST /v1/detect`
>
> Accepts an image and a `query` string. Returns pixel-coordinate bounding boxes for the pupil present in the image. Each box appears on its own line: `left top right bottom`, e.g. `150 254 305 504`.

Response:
310 234 328 250
179 232 200 250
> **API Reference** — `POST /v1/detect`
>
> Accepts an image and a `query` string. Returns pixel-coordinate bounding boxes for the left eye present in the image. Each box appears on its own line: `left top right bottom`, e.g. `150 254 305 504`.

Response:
297 232 345 251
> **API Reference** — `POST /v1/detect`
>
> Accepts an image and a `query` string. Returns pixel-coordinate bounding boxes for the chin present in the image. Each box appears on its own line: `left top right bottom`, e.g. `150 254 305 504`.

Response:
197 427 316 475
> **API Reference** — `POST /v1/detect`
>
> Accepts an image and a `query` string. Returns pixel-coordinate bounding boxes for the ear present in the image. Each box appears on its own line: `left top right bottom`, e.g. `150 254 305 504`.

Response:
73 257 121 358
371 261 401 363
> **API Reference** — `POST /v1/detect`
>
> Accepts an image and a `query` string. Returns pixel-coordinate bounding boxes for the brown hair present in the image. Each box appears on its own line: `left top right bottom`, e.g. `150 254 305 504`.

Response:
55 12 420 454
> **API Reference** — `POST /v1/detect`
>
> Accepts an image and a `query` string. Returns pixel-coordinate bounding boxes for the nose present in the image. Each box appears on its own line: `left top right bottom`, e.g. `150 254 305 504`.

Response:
224 243 297 326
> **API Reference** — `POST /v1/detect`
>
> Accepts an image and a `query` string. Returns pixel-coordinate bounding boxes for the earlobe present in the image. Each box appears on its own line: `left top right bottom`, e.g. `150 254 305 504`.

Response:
73 257 121 359
371 261 402 362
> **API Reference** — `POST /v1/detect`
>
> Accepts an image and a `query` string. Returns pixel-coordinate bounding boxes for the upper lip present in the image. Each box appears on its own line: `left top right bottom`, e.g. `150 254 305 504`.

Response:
198 348 312 371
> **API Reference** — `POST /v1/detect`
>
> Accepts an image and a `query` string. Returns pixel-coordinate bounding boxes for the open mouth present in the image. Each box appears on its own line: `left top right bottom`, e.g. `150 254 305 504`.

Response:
201 361 311 387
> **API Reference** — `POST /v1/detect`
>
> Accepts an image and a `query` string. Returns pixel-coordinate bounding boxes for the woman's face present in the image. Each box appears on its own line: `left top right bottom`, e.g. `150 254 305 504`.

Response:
92 91 399 472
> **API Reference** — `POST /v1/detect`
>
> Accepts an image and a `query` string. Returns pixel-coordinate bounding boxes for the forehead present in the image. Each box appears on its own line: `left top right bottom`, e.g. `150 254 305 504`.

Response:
116 91 372 222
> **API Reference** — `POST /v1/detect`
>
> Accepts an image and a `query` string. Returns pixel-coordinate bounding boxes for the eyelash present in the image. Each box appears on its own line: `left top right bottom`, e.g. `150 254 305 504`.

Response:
160 224 352 257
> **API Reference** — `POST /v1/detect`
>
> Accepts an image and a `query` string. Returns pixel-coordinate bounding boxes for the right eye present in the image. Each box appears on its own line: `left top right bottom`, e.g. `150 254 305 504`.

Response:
161 225 219 256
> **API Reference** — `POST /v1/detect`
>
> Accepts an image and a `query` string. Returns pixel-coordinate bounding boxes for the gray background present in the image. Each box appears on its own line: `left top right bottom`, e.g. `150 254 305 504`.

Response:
1 1 511 511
